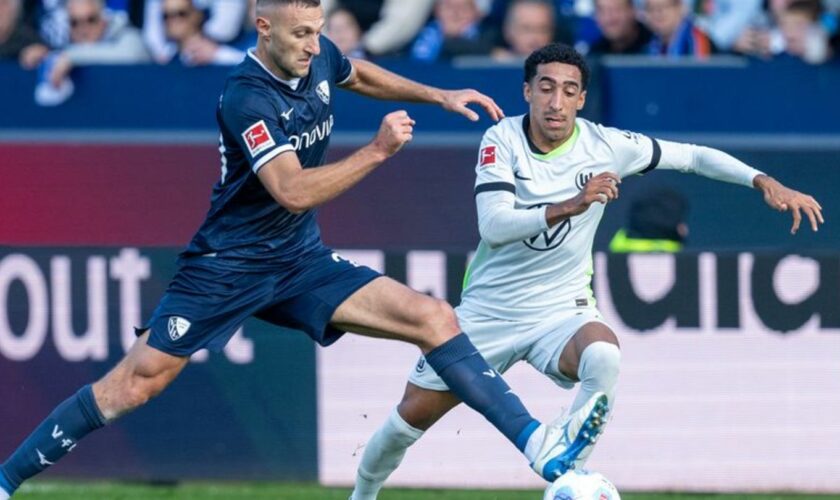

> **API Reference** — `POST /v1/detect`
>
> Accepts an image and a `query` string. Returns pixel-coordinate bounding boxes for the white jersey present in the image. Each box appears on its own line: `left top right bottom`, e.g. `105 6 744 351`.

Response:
460 115 663 320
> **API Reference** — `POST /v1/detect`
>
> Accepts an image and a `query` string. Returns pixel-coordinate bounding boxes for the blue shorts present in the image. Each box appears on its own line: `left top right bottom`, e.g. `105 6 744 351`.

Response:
138 249 380 357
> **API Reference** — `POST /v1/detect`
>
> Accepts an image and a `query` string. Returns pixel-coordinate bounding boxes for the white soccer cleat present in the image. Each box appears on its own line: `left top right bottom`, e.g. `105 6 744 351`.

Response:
530 392 610 481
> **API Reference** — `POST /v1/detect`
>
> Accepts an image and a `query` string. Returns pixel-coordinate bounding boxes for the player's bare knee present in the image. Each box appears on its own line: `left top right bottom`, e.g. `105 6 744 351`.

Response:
397 397 437 431
123 373 168 408
414 298 458 348
121 384 150 410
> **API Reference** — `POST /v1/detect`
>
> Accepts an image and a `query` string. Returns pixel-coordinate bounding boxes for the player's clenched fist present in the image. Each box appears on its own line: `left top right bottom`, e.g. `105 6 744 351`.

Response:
571 172 620 215
372 111 415 157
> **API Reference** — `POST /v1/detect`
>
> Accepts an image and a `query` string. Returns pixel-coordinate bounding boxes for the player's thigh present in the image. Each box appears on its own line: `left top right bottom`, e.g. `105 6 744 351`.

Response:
93 331 189 416
397 382 461 431
557 320 619 381
524 309 616 384
330 276 459 349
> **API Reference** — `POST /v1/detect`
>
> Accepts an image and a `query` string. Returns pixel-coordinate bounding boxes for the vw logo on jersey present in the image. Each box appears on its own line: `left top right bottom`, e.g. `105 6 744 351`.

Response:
316 80 330 104
523 203 571 251
575 171 595 191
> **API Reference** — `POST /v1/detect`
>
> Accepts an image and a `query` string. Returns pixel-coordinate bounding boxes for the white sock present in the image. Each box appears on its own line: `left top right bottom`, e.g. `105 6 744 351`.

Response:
350 408 424 500
523 423 547 463
0 488 9 500
570 341 620 413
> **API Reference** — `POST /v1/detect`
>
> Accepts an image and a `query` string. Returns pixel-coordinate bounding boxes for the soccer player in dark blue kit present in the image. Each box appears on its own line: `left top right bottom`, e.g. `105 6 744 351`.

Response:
0 1 603 497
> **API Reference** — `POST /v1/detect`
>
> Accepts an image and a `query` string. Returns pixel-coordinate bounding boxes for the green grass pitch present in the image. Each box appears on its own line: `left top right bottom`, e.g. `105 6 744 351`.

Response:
12 482 840 499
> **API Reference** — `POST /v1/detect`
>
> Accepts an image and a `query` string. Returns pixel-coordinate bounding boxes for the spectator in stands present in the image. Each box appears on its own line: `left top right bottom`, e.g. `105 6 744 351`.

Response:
143 0 246 63
693 0 764 52
560 0 603 49
323 0 435 57
0 0 46 63
44 0 149 88
36 0 135 51
609 187 689 254
158 0 243 65
731 0 788 58
325 6 366 58
410 0 495 62
485 0 575 50
492 0 556 60
589 0 652 55
777 0 833 63
643 0 715 57
230 0 257 51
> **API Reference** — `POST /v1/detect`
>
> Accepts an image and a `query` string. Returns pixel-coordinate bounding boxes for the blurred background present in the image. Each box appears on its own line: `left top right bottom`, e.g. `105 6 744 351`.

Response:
1 0 839 495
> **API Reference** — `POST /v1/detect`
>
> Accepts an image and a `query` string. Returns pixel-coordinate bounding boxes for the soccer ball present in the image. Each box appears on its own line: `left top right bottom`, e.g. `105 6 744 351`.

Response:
543 469 620 500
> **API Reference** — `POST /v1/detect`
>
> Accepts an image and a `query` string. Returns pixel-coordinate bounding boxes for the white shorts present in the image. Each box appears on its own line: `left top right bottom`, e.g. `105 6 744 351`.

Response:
409 304 609 392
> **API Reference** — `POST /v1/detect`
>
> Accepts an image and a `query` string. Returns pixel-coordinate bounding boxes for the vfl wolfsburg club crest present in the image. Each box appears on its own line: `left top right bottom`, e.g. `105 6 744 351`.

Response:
168 316 192 341
316 80 330 104
575 170 595 190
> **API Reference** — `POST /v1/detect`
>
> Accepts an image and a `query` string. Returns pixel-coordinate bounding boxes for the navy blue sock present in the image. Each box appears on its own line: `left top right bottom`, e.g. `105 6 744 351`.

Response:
424 333 539 451
0 385 106 494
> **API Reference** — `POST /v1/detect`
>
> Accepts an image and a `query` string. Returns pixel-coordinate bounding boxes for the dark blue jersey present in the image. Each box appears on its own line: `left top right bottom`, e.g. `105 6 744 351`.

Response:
183 36 352 269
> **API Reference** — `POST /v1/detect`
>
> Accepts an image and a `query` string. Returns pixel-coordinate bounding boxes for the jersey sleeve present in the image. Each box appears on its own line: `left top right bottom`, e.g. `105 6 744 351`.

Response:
599 125 662 178
473 123 547 247
320 35 353 85
221 84 295 174
473 125 516 197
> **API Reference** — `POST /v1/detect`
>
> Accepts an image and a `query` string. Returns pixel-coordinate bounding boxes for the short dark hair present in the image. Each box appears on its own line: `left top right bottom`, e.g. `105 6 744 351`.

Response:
786 0 823 21
595 0 635 8
524 43 590 89
256 0 320 10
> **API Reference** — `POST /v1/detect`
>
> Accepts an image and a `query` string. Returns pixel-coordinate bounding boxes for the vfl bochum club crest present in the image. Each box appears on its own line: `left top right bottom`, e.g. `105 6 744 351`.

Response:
168 316 191 341
316 80 330 104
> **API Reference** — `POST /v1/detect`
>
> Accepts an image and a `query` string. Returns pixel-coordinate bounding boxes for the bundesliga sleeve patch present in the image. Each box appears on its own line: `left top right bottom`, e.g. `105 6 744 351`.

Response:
242 120 277 157
479 145 497 167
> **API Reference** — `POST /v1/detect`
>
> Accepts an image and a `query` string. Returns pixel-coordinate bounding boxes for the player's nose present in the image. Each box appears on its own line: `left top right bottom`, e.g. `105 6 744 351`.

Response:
306 36 321 55
548 92 563 111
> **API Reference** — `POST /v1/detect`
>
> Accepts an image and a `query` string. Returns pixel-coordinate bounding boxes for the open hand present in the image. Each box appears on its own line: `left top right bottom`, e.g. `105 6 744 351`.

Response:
441 89 504 122
755 175 824 234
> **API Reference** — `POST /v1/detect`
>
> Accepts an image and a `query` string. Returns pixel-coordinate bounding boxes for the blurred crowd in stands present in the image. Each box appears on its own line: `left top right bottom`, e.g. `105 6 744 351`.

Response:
1 0 839 102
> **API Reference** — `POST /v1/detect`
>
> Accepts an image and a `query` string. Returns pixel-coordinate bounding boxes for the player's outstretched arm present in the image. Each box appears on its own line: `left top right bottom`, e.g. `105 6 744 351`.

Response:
753 174 824 234
257 111 414 213
341 58 504 122
655 140 824 234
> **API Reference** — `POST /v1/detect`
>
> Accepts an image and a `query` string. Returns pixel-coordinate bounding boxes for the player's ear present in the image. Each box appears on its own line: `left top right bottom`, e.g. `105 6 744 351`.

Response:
577 89 587 111
523 81 531 103
255 15 271 39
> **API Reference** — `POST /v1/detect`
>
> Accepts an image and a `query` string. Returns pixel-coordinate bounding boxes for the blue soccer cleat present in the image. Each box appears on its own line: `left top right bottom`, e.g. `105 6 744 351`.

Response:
530 392 610 481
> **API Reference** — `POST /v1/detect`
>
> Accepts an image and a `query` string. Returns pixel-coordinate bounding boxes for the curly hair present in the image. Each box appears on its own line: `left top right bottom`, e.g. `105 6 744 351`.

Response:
524 43 590 90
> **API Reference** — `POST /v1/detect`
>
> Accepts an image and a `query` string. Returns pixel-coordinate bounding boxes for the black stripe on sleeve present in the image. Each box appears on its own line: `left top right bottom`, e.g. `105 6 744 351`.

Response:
640 138 662 175
474 182 516 196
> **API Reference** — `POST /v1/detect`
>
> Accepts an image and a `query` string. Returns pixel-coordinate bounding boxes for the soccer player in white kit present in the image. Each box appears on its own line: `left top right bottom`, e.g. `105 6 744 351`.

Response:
350 43 824 500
